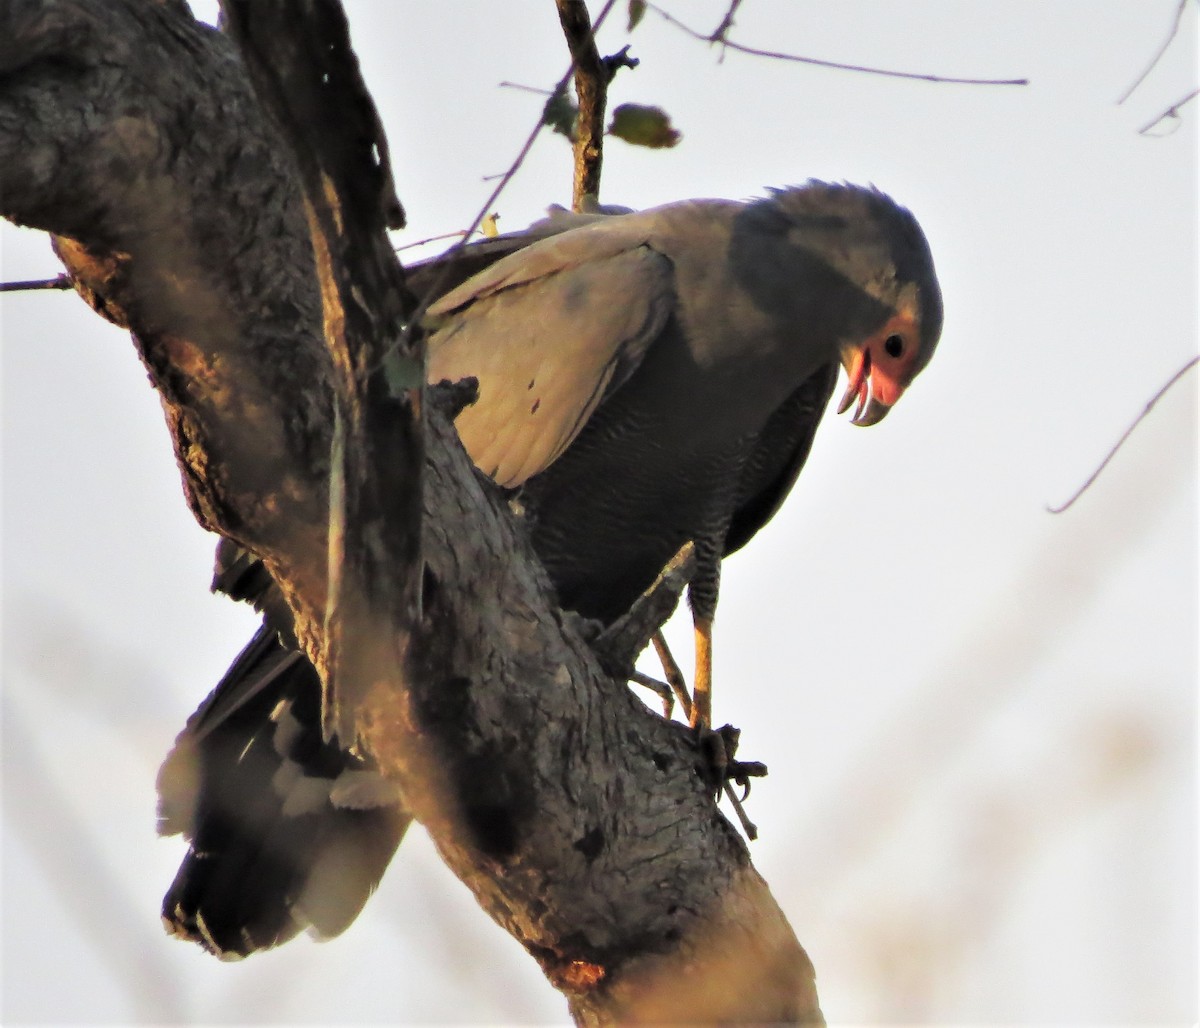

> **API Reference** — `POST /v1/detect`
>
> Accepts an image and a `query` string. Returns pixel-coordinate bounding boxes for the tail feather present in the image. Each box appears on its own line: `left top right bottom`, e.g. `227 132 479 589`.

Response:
158 624 409 959
162 211 578 958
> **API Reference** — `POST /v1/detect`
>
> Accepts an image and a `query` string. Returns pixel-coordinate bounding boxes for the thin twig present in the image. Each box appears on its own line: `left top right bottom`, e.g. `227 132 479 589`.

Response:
708 0 744 62
0 274 73 292
645 3 1028 86
499 80 553 96
1047 355 1199 514
394 229 468 253
449 0 618 252
709 0 744 42
1138 87 1200 134
394 0 620 354
1117 0 1192 104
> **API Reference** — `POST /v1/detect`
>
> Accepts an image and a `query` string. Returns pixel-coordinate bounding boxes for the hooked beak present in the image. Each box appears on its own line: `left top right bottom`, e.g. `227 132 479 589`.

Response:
837 348 892 427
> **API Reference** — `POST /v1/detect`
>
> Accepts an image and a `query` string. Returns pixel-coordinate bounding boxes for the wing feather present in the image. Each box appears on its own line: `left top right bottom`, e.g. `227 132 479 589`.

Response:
426 214 663 317
427 240 674 487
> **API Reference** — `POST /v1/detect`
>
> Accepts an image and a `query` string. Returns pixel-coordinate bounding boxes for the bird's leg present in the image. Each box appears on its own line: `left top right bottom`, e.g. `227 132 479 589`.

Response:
628 629 692 721
651 630 694 720
634 569 766 841
689 615 713 730
593 542 697 717
723 782 759 840
685 611 768 839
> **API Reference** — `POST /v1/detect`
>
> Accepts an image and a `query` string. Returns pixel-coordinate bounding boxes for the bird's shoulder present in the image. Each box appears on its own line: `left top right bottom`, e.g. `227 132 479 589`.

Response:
422 198 752 488
425 212 690 488
426 198 741 317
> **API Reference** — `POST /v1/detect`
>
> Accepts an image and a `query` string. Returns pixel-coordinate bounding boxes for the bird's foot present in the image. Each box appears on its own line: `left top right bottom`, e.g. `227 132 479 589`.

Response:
629 670 676 718
696 723 767 841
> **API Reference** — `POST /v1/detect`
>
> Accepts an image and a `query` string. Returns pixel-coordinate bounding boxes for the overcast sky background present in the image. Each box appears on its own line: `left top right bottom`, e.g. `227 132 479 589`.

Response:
2 1 1196 1024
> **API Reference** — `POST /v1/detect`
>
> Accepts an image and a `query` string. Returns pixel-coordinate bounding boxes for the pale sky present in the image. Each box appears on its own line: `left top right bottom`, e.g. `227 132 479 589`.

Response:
2 2 1196 1023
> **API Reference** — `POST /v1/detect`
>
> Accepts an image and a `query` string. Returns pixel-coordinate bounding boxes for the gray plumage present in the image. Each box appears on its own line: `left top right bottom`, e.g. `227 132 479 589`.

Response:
426 181 942 623
159 180 943 957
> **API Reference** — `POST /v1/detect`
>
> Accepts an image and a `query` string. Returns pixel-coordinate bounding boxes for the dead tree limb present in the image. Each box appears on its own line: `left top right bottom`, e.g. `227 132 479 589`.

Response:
556 0 608 209
0 0 821 1021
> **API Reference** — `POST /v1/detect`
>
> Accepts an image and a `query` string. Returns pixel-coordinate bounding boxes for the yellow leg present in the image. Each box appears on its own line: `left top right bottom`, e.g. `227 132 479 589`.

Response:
690 616 713 731
651 630 693 721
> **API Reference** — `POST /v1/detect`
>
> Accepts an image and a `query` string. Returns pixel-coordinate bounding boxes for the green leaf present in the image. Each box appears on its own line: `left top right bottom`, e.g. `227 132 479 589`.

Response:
608 103 681 148
627 0 646 32
381 349 423 396
542 85 578 141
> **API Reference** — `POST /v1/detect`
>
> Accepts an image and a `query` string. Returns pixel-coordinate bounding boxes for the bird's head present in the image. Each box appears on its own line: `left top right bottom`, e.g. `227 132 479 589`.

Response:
831 184 943 427
766 182 944 427
836 287 930 427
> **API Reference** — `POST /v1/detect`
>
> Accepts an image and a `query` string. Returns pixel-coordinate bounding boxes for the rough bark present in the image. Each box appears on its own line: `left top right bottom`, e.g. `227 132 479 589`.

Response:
556 0 606 209
0 0 822 1022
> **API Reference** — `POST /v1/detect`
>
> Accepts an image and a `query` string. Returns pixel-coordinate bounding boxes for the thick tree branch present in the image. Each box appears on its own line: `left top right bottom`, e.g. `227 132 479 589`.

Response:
220 0 420 745
0 1 821 1021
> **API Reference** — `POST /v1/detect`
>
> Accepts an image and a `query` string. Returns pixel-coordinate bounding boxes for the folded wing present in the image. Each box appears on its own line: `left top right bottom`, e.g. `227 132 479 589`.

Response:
427 223 675 487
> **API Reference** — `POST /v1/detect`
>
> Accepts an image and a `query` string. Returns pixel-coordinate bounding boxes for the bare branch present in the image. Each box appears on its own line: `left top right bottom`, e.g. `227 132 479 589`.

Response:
0 274 73 292
499 80 554 96
395 0 620 340
1047 355 1198 514
394 229 468 252
556 0 608 210
709 0 745 43
1117 0 1192 104
645 3 1029 86
1138 87 1200 134
708 0 744 63
453 0 618 249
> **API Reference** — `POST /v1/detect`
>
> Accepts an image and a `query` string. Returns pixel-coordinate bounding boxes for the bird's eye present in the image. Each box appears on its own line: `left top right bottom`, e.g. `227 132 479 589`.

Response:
884 334 905 359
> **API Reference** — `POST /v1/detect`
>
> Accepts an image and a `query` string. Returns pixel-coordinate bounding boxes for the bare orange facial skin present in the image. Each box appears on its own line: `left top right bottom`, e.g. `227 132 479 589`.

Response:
862 310 922 408
838 310 923 425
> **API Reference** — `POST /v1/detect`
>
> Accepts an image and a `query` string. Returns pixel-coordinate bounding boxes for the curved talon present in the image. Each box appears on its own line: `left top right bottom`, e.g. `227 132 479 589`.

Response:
690 723 768 840
736 775 752 804
728 759 767 802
